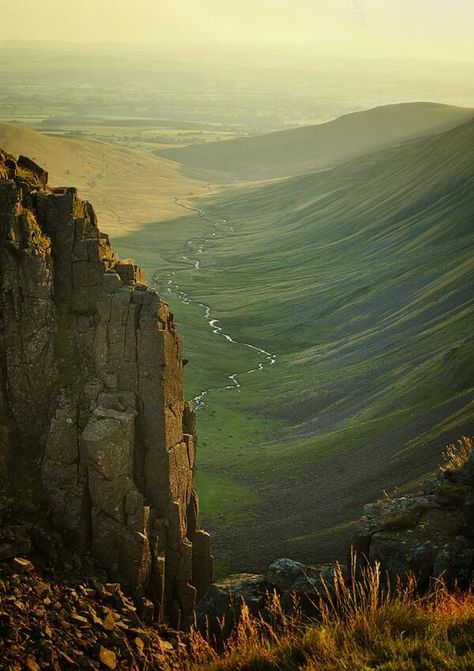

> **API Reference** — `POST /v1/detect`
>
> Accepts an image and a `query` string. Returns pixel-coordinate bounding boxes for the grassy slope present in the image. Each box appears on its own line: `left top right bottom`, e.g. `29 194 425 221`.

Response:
0 121 205 237
115 119 474 573
158 102 473 181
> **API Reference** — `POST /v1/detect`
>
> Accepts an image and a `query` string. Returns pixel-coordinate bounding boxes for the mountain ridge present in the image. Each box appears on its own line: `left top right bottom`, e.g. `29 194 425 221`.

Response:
158 101 474 180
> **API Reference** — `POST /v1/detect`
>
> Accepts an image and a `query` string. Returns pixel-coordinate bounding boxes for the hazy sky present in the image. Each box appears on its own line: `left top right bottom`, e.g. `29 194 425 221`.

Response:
1 0 473 63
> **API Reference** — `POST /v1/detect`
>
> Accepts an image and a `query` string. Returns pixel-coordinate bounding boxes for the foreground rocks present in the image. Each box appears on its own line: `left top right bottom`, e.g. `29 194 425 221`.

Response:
0 150 213 626
0 554 186 671
196 559 339 639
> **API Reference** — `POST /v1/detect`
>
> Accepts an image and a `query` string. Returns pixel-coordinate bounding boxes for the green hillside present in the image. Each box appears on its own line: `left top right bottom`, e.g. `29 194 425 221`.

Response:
158 102 473 181
116 119 474 574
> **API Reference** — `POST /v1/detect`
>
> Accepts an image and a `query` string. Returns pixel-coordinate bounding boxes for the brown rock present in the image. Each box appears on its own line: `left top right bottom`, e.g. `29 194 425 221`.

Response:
25 656 40 671
352 462 474 588
102 611 116 631
98 646 117 670
12 557 34 573
0 151 213 625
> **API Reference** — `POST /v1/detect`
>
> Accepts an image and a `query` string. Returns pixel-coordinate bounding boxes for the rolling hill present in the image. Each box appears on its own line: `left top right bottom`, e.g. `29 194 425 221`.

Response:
158 102 473 181
116 117 474 572
0 121 205 237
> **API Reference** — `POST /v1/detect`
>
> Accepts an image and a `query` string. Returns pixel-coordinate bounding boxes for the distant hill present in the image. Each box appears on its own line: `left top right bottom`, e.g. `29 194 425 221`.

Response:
158 102 474 181
0 122 205 237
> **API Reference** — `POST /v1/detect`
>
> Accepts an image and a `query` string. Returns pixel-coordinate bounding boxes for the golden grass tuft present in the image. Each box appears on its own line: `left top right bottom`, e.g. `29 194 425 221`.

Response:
441 436 473 475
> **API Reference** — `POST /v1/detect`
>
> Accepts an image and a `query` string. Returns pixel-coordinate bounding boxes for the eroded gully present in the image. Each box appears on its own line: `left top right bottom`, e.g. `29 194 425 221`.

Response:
152 197 276 410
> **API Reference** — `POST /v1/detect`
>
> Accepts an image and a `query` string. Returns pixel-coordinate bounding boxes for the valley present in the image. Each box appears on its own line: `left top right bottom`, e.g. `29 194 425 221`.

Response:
1 100 473 576
114 117 474 573
1 6 474 666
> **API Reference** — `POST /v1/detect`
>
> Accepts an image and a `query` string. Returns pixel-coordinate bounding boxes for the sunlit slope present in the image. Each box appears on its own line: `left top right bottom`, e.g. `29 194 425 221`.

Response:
0 121 205 236
159 102 473 181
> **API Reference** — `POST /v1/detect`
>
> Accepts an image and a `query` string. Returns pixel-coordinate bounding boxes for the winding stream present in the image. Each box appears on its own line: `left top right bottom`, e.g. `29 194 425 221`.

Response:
152 197 276 410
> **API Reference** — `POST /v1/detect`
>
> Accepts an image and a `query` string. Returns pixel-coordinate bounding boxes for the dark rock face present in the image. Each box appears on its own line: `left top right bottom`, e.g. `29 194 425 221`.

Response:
353 439 474 590
0 149 213 627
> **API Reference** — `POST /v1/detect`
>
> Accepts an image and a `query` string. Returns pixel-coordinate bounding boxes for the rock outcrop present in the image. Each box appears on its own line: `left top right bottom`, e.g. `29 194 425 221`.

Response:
353 436 474 590
196 559 339 639
0 150 213 627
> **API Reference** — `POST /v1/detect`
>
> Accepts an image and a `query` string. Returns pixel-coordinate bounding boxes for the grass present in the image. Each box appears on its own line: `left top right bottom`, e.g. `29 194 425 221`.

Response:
195 471 259 529
379 510 425 532
177 562 474 671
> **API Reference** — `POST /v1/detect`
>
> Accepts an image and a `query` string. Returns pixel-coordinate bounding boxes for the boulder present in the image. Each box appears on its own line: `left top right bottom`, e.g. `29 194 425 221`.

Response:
196 574 267 639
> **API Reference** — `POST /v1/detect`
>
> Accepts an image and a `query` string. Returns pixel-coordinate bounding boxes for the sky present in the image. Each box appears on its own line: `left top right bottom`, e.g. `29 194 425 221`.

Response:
0 0 473 63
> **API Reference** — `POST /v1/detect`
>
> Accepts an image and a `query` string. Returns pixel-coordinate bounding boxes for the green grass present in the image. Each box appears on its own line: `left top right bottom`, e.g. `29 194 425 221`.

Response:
195 471 259 530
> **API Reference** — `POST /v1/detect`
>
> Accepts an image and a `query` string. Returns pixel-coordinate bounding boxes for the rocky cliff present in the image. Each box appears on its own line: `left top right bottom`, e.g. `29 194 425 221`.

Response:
0 150 213 627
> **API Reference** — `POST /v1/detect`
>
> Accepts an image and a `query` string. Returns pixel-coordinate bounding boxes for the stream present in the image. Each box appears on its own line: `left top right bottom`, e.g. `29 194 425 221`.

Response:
151 197 276 410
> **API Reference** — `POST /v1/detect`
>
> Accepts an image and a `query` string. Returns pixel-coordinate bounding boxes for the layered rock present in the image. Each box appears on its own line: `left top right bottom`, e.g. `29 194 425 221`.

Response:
0 150 213 627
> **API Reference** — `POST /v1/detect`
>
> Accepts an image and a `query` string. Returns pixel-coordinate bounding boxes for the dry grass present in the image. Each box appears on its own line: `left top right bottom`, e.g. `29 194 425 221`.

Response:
177 559 474 671
441 436 473 475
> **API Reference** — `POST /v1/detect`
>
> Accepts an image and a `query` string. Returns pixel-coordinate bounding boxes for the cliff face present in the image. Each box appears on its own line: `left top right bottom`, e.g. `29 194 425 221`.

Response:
0 150 213 627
